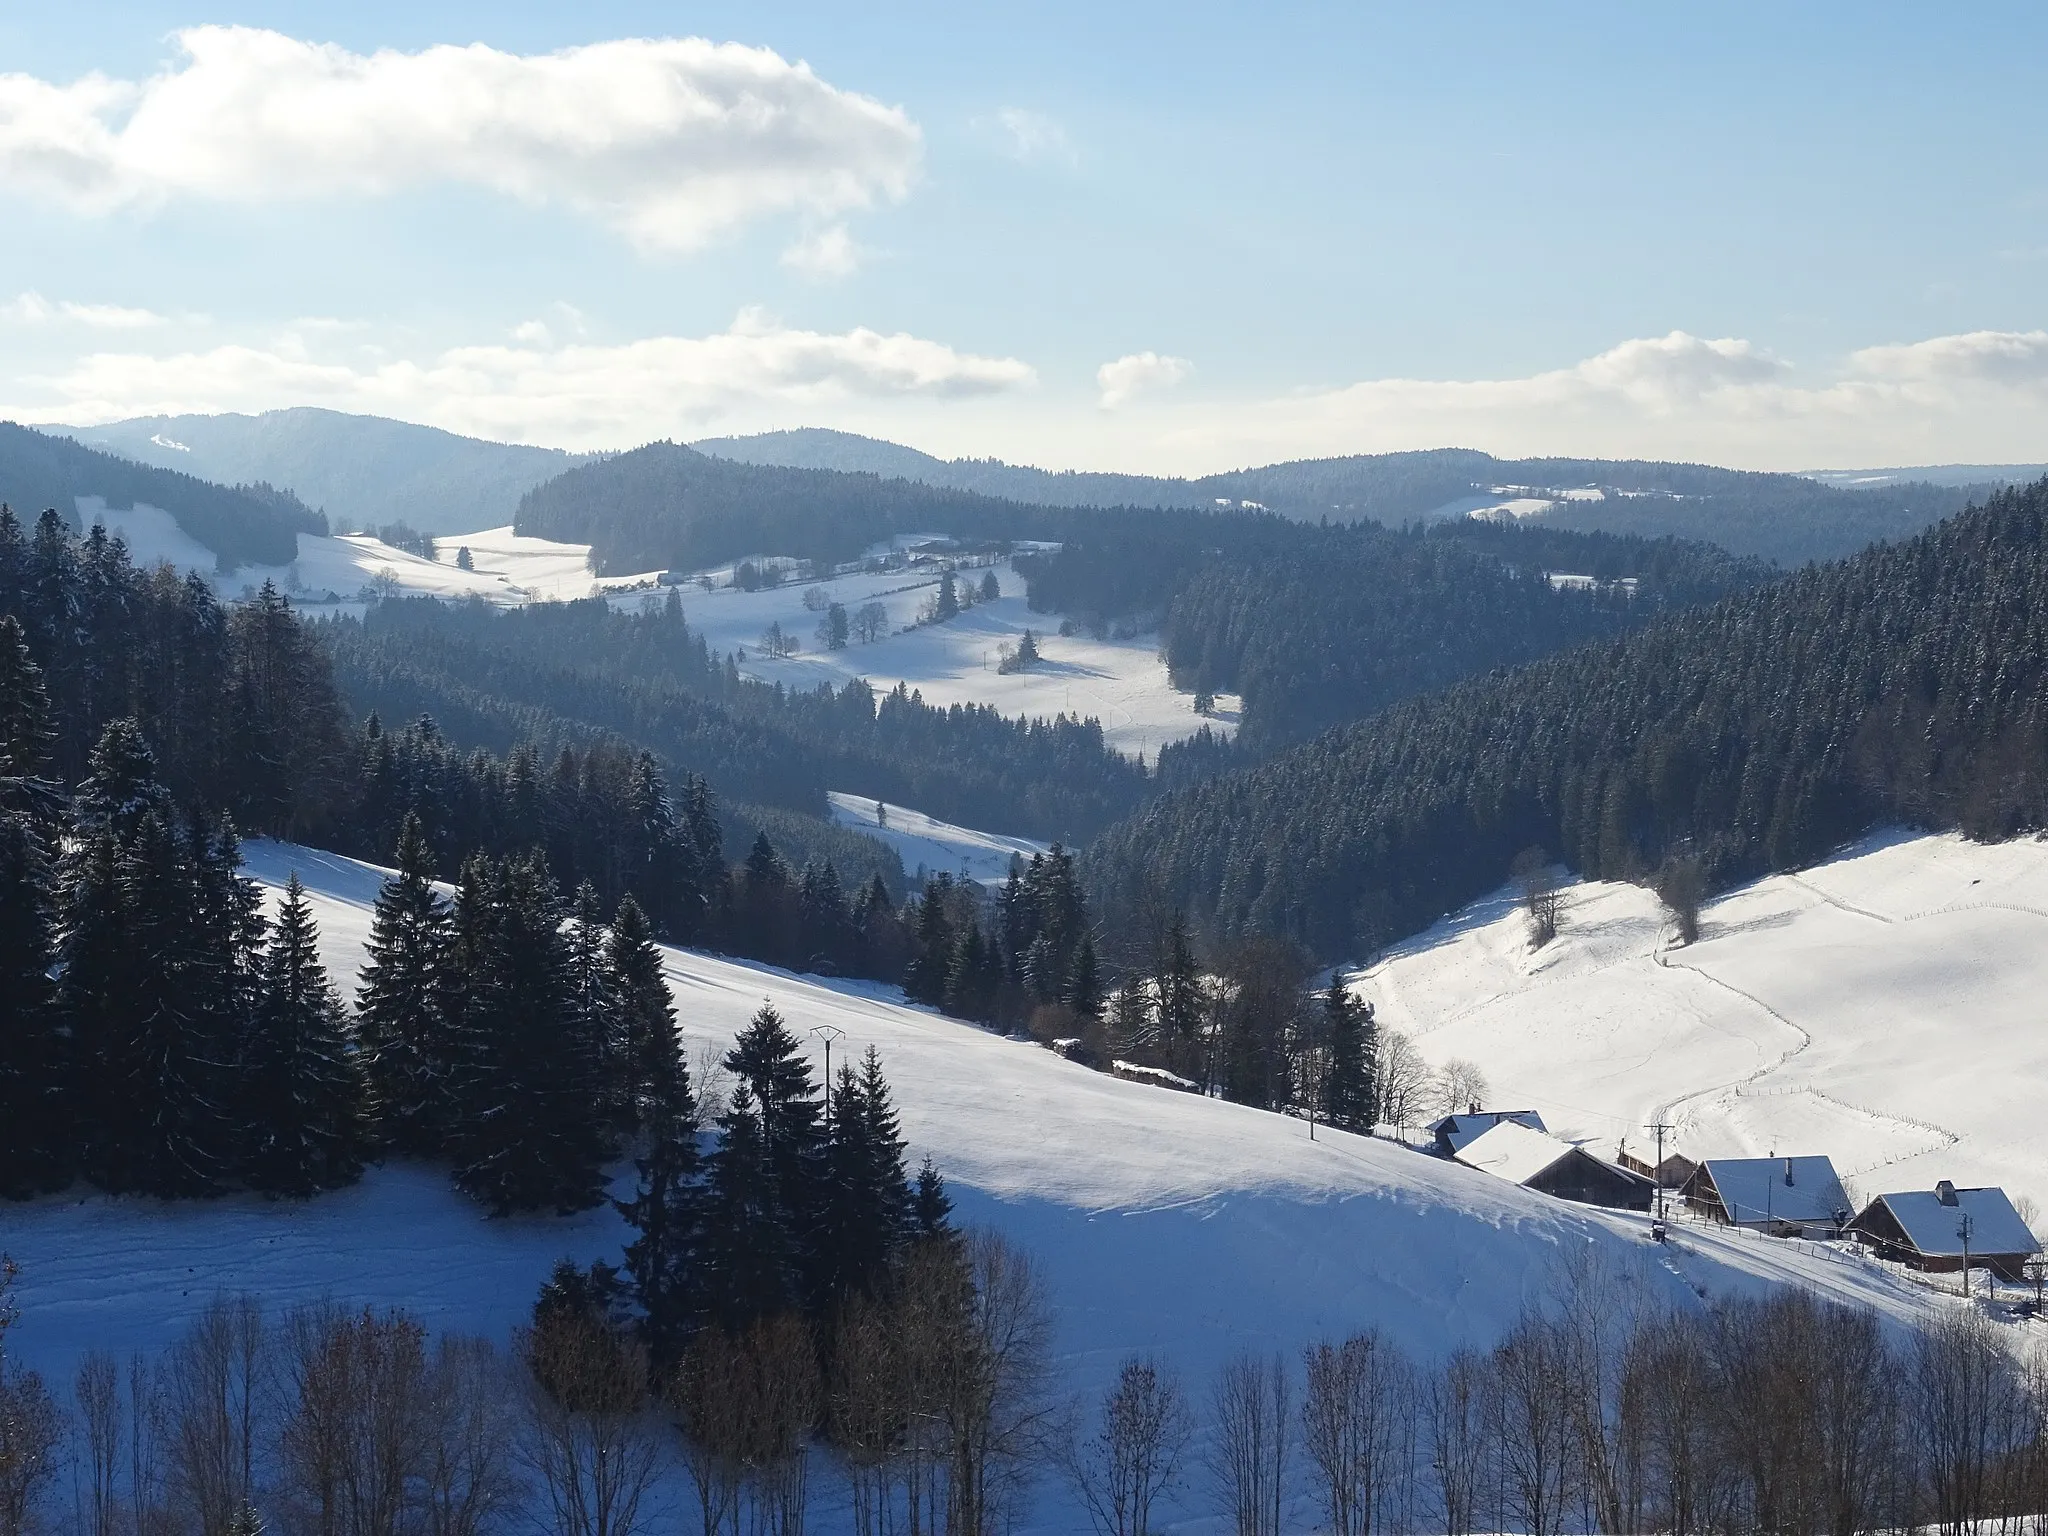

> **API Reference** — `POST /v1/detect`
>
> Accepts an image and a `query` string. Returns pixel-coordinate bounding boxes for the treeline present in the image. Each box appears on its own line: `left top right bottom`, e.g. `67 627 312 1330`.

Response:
1087 479 2048 959
1 429 325 568
1066 1277 2048 1536
325 592 1150 843
0 505 350 838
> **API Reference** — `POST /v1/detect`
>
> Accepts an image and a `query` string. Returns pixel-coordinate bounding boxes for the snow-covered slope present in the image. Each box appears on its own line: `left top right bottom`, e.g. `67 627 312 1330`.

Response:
1356 830 2048 1216
660 557 1235 757
826 791 1050 886
2 842 1956 1423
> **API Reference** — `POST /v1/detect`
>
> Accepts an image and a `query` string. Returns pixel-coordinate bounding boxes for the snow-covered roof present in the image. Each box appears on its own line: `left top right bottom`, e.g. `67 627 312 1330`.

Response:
1868 1185 2041 1259
1455 1121 1585 1186
1696 1156 1850 1226
1430 1109 1547 1154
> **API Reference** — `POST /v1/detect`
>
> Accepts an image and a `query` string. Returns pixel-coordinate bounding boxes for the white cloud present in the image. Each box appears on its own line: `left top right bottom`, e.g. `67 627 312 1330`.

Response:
985 108 1076 166
0 26 921 253
1848 329 2048 387
11 311 1034 450
1096 351 1192 408
2 290 165 328
781 223 862 280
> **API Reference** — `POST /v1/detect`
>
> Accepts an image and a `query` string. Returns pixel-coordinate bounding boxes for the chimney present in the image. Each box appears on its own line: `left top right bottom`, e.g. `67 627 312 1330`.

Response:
1784 1157 1794 1187
1936 1180 1959 1206
1469 1101 1480 1116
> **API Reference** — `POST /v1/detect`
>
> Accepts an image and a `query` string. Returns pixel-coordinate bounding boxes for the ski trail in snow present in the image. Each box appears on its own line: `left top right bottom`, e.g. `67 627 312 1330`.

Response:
1784 873 1896 924
1649 941 1813 1136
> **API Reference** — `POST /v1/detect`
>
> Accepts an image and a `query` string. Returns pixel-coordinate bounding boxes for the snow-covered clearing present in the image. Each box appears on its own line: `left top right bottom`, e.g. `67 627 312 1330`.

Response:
655 556 1236 757
826 790 1050 886
2 843 1960 1421
1355 829 2048 1216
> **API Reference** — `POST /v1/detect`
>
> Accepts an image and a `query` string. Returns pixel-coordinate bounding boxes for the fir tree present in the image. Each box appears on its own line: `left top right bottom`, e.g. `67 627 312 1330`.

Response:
243 875 370 1195
565 881 621 1131
0 615 54 792
0 811 67 1196
910 1155 956 1245
356 814 452 1155
1156 913 1203 1044
606 893 675 1137
612 927 701 1357
452 852 612 1215
814 1047 914 1307
1063 935 1102 1020
904 874 955 1006
1319 977 1376 1135
698 1083 795 1329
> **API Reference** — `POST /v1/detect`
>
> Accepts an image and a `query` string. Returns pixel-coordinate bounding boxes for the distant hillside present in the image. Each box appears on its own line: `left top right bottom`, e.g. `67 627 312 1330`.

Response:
1 422 322 568
1088 476 2048 959
692 426 1213 509
514 440 1080 574
56 408 590 534
692 430 1980 564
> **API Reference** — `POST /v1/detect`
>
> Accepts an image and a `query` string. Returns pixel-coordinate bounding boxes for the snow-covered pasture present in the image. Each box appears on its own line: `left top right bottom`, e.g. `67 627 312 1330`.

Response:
1357 829 2048 1219
647 555 1236 758
826 790 1050 886
1 843 1958 1422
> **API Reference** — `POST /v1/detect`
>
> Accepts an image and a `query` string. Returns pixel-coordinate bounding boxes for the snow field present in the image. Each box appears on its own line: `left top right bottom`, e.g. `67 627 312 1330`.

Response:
1354 829 2048 1217
825 791 1050 886
648 556 1238 757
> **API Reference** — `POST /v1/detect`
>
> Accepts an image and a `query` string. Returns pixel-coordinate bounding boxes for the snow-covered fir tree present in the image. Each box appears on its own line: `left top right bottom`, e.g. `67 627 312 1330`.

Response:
243 874 370 1195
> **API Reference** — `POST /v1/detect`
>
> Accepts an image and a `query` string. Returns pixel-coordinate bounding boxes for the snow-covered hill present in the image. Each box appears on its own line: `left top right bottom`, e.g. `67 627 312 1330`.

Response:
1356 829 2048 1217
2 842 1957 1432
826 791 1050 885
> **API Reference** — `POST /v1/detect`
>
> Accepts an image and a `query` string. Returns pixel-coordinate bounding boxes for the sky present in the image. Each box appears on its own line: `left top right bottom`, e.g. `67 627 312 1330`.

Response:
2 2 2047 475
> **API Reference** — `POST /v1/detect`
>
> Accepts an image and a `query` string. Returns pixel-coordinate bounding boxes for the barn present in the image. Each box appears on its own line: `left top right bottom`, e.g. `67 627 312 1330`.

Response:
1429 1107 1547 1158
1454 1120 1656 1211
1618 1148 1697 1189
1679 1155 1852 1237
1848 1181 2042 1281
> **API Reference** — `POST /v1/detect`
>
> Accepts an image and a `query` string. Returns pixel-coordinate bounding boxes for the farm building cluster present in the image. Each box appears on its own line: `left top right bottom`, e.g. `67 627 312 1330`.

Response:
1428 1106 2043 1288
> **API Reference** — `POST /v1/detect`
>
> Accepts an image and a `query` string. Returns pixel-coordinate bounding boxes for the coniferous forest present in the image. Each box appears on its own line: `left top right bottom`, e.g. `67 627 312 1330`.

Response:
1087 477 2048 959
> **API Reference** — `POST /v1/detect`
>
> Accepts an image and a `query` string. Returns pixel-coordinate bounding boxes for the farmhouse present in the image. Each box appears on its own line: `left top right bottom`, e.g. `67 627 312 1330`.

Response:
1455 1120 1656 1211
1848 1181 2042 1281
1679 1155 1852 1237
1429 1107 1547 1158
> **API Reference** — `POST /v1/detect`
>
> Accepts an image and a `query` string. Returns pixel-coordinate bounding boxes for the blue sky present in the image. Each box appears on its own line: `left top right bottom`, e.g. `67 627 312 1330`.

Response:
2 2 2045 472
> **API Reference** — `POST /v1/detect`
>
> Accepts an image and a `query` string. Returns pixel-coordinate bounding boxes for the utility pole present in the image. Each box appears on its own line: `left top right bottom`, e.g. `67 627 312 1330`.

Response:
811 1024 847 1130
1649 1119 1673 1221
1959 1211 1975 1300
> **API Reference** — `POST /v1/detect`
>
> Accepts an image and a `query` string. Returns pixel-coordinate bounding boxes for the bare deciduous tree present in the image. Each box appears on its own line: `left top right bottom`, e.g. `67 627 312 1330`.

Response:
1063 1356 1190 1536
1433 1059 1490 1119
75 1351 123 1536
1374 1031 1431 1139
826 1294 901 1536
517 1312 662 1536
1513 847 1563 948
161 1297 266 1536
1208 1351 1290 1536
1490 1314 1573 1536
0 1351 61 1536
1422 1349 1487 1536
277 1305 441 1536
419 1337 513 1536
1301 1331 1414 1536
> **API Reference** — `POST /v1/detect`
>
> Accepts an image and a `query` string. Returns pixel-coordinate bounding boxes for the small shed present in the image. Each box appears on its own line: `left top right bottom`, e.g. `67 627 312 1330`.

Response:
1849 1182 2042 1280
1456 1121 1656 1211
1679 1155 1851 1237
1430 1108 1548 1158
1618 1148 1697 1189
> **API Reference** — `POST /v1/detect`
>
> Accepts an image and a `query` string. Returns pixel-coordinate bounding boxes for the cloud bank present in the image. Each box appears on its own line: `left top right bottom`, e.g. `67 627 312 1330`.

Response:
0 27 921 251
14 311 1033 449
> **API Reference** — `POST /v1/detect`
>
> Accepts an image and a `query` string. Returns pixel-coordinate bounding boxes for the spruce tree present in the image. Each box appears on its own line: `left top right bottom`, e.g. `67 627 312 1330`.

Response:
1319 979 1376 1135
0 811 67 1196
722 1002 823 1295
698 1083 795 1328
910 1155 956 1245
610 901 700 1359
606 893 674 1136
452 852 612 1215
904 875 955 1006
1156 913 1203 1044
565 881 621 1131
814 1046 914 1307
244 875 370 1195
356 815 452 1155
0 615 54 791
1064 936 1102 1020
